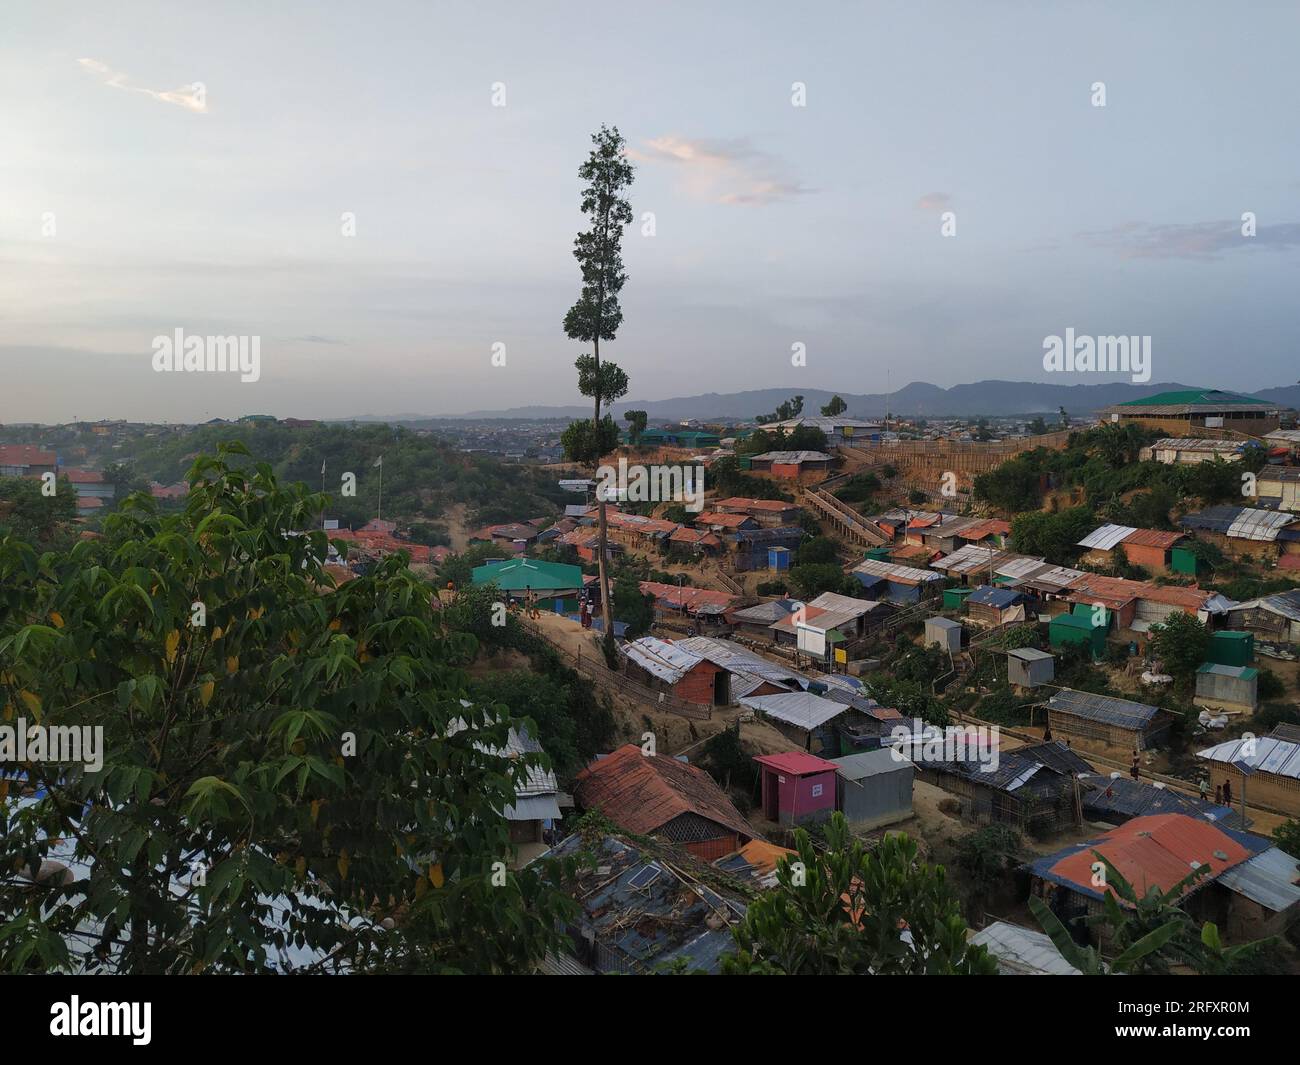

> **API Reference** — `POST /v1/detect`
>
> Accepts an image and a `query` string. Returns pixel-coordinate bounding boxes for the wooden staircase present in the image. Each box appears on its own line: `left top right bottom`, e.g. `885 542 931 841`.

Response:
801 485 890 547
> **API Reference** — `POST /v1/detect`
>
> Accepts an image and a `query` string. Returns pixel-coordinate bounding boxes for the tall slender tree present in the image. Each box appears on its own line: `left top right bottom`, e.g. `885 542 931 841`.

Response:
562 125 634 656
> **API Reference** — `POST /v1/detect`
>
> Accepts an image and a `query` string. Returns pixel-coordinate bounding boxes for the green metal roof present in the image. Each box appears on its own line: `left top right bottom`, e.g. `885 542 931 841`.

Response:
471 557 584 592
1116 389 1266 407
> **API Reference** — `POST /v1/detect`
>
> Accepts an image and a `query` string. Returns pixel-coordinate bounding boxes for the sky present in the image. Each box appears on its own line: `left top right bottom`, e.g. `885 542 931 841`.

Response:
2 0 1299 423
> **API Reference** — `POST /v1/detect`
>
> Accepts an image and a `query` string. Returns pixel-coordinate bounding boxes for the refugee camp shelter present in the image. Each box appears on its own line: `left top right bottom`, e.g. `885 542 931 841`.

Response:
1197 734 1300 817
541 833 748 974
1044 689 1172 753
830 749 914 829
1048 613 1106 657
470 557 585 609
619 637 729 706
909 742 1078 835
1206 630 1254 667
571 745 756 861
1026 814 1282 948
966 585 1032 626
753 752 839 826
1194 663 1259 714
1007 647 1055 688
739 691 849 754
924 616 962 653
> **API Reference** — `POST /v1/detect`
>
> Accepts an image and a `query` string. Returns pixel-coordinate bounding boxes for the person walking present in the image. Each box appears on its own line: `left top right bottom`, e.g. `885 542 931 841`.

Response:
1130 750 1140 782
1222 777 1232 806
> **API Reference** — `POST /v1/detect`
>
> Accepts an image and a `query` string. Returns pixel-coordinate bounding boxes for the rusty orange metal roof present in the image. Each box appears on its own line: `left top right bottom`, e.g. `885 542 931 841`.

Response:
573 744 756 843
1121 528 1186 549
1036 813 1258 903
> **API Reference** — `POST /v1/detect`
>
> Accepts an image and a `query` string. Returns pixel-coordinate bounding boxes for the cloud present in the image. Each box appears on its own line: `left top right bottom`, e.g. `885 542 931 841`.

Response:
1080 219 1300 260
632 135 810 206
915 192 951 211
77 57 207 113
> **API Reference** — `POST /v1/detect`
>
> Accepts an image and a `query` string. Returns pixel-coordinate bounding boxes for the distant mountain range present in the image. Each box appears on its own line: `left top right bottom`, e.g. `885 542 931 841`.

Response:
365 379 1300 423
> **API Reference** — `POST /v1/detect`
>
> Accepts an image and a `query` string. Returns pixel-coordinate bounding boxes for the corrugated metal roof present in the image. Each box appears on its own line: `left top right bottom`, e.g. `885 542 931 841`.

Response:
751 450 833 463
1079 524 1138 551
969 922 1080 976
1076 774 1244 828
968 585 1028 608
619 637 706 684
1148 437 1248 452
1226 589 1300 623
1029 814 1268 903
1007 647 1055 662
754 751 839 775
674 636 802 697
831 748 913 780
1216 847 1300 913
931 543 1025 575
1197 662 1258 679
1121 528 1186 549
1047 689 1160 730
573 745 755 841
739 691 849 731
851 557 944 585
1181 505 1296 541
807 590 883 617
1198 735 1300 780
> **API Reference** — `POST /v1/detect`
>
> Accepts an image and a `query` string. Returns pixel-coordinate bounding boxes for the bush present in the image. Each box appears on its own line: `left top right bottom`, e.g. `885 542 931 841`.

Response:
1257 668 1286 701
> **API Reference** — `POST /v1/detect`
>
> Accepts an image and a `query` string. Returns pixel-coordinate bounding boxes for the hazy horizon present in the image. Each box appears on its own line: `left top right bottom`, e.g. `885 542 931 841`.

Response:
4 1 1299 423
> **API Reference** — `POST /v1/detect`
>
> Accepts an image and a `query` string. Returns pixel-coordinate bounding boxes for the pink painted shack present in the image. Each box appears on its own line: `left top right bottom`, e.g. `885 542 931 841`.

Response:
754 752 839 827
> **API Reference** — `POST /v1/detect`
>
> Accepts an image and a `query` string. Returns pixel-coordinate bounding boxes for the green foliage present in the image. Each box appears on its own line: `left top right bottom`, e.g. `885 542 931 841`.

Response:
862 674 948 727
623 410 648 444
0 447 575 973
563 124 634 347
102 421 568 530
436 541 512 590
1257 668 1286 701
700 723 758 795
561 415 621 466
574 355 629 409
833 473 880 505
1147 611 1209 681
820 395 848 417
725 815 997 974
708 456 794 502
468 649 615 780
611 572 655 638
907 489 928 506
756 395 805 424
955 826 1023 899
0 476 79 547
1010 506 1095 563
1273 820 1300 862
788 563 853 600
755 580 788 596
794 536 839 566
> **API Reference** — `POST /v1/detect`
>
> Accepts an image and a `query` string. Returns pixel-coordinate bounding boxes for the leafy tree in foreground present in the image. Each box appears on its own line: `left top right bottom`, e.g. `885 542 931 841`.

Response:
0 446 574 973
725 814 997 974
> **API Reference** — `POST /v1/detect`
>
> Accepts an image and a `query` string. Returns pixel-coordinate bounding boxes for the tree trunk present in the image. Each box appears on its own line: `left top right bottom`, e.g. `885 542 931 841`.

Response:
593 335 615 648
